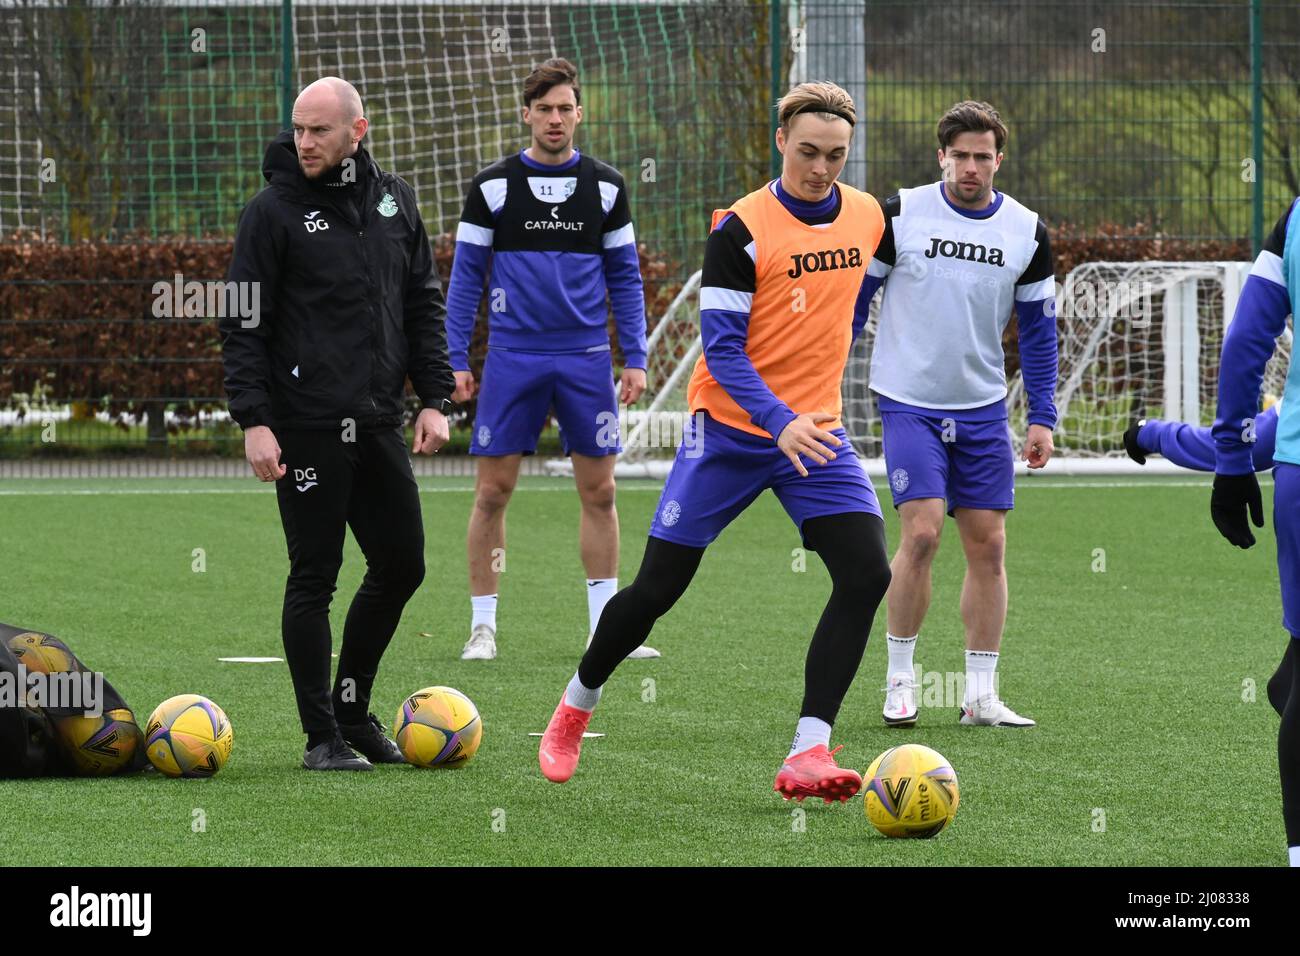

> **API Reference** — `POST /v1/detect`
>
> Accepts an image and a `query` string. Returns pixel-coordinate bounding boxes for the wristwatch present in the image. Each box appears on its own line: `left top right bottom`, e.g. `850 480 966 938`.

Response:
431 398 455 416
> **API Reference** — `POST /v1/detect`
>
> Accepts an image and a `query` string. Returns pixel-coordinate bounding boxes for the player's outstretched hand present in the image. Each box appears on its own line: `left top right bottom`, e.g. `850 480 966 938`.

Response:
412 407 450 455
777 412 841 477
1211 472 1264 549
452 370 476 403
245 425 286 482
620 367 647 405
1022 423 1054 469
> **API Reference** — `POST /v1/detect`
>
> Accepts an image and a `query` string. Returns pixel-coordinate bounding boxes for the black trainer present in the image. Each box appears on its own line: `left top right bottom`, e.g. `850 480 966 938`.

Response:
338 713 405 764
1122 420 1147 465
303 734 374 772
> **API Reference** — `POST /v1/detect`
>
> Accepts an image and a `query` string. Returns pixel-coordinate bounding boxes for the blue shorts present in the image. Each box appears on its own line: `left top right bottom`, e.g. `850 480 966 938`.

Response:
649 413 882 548
471 348 619 457
1273 463 1300 636
881 411 1015 512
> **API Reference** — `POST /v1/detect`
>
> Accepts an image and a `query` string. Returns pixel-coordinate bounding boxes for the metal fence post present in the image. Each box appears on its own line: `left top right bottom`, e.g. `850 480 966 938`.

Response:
1250 0 1263 255
770 0 783 180
281 0 294 131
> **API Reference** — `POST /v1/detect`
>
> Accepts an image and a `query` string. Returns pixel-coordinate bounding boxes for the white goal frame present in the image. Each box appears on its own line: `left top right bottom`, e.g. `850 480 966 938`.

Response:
547 260 1288 479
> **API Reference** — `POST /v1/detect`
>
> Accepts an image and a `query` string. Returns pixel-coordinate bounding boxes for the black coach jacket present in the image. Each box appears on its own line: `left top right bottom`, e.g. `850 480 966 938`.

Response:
220 130 454 431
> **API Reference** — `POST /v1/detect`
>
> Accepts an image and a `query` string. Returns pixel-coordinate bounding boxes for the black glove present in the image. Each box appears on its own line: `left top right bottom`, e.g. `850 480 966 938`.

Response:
1211 472 1264 548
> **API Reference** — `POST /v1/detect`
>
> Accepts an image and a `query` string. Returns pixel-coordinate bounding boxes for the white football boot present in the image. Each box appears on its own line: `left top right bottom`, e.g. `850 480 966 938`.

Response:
959 695 1036 727
882 672 919 727
587 631 661 660
461 623 497 660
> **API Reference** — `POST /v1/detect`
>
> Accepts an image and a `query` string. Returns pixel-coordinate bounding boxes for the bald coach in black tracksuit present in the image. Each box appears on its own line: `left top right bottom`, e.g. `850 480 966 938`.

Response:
221 78 455 771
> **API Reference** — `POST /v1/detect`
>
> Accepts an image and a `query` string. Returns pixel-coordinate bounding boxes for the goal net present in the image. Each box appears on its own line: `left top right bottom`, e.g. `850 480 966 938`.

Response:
606 260 1292 478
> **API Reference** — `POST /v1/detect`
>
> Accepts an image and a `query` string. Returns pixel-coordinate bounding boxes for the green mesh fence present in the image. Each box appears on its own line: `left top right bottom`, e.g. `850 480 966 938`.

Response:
861 0 1300 251
1 0 285 240
0 1 1297 473
5 2 1296 246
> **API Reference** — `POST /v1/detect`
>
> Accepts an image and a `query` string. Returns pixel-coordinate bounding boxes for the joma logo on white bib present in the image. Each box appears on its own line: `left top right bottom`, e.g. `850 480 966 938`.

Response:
923 236 1005 266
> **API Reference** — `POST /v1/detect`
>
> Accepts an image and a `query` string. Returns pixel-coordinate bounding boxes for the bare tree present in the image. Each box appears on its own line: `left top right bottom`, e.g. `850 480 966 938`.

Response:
8 0 162 241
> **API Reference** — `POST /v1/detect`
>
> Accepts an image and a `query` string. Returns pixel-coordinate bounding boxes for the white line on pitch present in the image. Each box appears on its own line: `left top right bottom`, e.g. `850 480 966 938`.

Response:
0 485 631 497
0 479 1262 497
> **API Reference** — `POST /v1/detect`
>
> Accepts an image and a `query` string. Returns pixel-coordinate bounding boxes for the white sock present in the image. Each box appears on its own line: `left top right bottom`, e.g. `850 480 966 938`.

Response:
586 578 617 636
1290 846 1300 868
471 594 497 631
886 633 917 678
564 670 602 712
965 650 1000 705
788 716 831 758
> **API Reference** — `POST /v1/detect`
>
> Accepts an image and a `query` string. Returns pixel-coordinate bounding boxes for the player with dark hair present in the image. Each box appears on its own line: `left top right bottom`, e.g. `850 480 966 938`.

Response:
864 100 1059 729
445 57 654 662
537 81 891 801
1210 197 1300 867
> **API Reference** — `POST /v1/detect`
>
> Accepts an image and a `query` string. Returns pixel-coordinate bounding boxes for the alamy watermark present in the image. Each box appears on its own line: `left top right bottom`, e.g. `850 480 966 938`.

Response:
0 664 105 717
1058 277 1154 328
907 669 1000 708
152 273 261 328
596 408 705 458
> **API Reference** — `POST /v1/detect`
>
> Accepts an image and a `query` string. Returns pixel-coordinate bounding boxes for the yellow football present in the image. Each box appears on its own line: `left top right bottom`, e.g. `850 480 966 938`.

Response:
52 708 143 776
144 694 233 778
393 686 482 768
864 744 960 838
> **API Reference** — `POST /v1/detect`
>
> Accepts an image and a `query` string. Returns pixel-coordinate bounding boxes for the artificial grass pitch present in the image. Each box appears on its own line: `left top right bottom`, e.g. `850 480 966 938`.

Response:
0 473 1286 866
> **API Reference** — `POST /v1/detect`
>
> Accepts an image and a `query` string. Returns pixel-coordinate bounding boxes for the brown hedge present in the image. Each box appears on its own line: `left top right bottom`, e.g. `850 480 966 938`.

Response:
0 221 1253 425
0 234 683 428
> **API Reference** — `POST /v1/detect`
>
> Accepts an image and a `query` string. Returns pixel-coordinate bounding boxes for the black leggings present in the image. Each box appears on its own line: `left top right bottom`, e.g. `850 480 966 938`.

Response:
276 428 426 736
579 512 891 725
1273 639 1300 845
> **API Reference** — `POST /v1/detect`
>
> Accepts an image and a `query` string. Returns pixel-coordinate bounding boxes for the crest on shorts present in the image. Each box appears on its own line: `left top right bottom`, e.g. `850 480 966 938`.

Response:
660 499 682 527
376 192 398 217
890 468 910 494
477 425 492 448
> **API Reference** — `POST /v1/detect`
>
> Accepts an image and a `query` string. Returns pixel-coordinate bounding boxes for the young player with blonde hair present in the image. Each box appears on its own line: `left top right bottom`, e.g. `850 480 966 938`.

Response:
537 82 891 801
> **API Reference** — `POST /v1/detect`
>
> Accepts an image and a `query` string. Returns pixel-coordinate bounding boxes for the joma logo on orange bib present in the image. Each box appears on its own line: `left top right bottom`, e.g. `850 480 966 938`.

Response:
786 247 863 279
